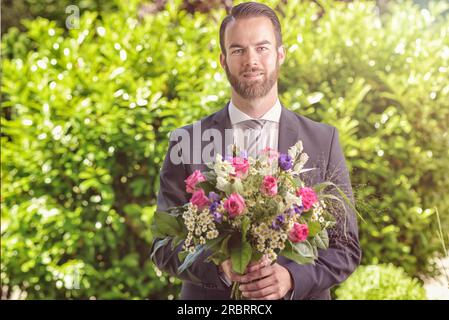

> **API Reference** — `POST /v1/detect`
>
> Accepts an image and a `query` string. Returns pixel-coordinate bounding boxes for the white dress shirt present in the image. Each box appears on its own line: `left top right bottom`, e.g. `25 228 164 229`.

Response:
228 99 282 157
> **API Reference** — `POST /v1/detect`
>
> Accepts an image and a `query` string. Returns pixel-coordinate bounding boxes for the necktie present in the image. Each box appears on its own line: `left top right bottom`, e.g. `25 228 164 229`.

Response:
238 119 267 158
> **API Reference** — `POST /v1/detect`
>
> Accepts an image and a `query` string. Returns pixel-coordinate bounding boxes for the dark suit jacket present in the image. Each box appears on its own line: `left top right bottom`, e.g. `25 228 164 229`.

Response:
150 102 362 300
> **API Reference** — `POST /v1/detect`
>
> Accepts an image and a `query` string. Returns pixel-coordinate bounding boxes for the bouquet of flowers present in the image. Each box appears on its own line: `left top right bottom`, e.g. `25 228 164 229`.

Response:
152 141 350 299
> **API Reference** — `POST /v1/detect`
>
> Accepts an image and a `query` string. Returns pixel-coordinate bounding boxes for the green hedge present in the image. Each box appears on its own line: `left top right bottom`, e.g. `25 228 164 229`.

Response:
279 0 449 277
1 0 119 35
1 0 448 298
335 264 427 300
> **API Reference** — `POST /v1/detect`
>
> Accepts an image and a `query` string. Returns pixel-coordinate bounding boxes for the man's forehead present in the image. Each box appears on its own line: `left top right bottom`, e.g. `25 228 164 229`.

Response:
224 16 276 46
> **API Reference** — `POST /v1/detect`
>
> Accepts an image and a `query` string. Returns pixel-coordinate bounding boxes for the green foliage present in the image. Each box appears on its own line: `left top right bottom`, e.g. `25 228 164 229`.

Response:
279 0 449 277
230 240 252 275
151 211 185 239
1 0 448 298
1 0 225 299
1 0 119 35
335 264 427 300
0 197 180 299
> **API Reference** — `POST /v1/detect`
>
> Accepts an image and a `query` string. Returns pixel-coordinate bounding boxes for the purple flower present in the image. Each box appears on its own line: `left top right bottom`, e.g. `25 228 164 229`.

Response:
271 214 285 230
209 202 219 212
276 214 285 224
278 153 293 171
293 204 304 216
286 207 296 217
208 191 220 203
212 211 223 223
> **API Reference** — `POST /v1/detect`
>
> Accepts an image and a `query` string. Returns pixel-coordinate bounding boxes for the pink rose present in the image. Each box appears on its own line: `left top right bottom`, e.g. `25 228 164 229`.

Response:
296 187 318 211
223 193 246 218
288 223 309 243
230 157 249 178
261 175 278 197
190 188 209 209
185 170 206 194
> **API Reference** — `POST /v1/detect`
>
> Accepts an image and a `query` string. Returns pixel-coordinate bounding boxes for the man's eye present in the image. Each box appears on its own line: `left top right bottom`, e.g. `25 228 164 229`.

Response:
257 47 268 52
232 49 243 55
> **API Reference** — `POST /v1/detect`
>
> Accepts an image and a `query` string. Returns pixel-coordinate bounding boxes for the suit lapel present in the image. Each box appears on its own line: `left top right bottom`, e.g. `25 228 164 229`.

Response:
211 102 233 158
278 105 300 154
278 104 323 185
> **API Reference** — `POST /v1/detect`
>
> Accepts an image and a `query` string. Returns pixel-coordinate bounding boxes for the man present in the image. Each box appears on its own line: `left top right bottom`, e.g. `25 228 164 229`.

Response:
150 1 361 300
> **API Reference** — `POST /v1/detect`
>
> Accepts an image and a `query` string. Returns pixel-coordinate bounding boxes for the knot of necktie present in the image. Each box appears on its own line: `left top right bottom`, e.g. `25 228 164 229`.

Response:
239 119 267 130
237 119 268 158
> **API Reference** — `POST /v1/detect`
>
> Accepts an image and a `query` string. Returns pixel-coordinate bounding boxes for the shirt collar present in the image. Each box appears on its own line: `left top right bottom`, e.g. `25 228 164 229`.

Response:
228 99 282 125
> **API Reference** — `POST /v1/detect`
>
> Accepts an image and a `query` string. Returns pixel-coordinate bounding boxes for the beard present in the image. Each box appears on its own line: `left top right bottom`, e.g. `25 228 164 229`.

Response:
224 59 279 100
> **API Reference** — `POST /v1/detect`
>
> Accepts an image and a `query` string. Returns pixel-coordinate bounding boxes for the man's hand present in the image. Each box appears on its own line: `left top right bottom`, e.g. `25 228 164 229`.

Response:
219 255 271 283
238 262 294 300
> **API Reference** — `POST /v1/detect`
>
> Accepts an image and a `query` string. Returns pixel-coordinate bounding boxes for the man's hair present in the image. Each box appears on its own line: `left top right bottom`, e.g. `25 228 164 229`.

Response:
219 2 283 55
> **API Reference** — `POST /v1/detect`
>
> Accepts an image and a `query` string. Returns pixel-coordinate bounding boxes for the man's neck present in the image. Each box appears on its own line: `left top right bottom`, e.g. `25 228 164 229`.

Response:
231 85 279 119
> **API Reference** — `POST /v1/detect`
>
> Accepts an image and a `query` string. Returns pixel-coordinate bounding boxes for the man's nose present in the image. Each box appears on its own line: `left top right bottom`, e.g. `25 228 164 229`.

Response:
243 48 259 68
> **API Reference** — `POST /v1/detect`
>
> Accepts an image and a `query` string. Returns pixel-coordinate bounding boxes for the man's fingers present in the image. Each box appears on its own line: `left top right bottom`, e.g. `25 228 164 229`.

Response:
249 292 280 300
247 255 268 267
239 275 276 293
245 260 268 273
245 255 270 273
242 285 277 299
222 256 273 282
241 265 274 283
229 274 243 282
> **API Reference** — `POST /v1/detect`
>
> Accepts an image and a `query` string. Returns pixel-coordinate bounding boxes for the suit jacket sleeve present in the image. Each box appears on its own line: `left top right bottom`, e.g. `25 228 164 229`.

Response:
278 127 362 299
149 132 226 289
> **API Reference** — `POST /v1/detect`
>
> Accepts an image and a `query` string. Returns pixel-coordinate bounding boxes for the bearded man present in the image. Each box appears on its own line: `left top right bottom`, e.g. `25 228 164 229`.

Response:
150 1 361 300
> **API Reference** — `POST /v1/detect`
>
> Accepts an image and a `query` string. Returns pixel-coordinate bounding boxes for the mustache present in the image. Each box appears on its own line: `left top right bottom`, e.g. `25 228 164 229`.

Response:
240 68 265 75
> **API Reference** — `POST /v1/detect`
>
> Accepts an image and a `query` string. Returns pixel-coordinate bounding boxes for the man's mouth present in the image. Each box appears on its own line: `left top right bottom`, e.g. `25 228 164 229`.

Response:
242 72 264 80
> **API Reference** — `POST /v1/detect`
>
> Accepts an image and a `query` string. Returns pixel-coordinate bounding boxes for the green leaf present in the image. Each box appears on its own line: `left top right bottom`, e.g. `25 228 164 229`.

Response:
251 250 263 262
151 211 182 238
196 181 215 195
205 251 228 265
178 236 224 273
292 240 316 259
220 234 231 257
178 250 189 263
307 221 321 238
203 171 217 183
130 178 147 197
230 240 252 274
241 216 250 241
279 241 315 265
300 210 313 220
178 245 207 274
123 203 141 218
313 230 329 249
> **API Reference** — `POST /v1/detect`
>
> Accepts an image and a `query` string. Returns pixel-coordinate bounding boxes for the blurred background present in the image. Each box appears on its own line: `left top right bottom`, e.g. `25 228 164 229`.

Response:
1 0 448 300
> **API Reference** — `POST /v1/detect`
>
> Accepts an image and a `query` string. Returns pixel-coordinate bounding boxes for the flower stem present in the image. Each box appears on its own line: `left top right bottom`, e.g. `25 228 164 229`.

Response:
231 281 240 300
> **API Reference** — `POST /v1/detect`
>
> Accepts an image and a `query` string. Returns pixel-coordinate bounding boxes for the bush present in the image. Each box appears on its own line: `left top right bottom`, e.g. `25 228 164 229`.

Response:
1 0 119 35
278 0 449 277
1 0 227 299
335 264 427 300
1 0 448 298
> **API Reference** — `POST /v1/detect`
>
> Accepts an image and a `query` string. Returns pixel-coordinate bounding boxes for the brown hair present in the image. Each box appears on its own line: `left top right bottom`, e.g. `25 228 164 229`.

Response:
219 2 283 55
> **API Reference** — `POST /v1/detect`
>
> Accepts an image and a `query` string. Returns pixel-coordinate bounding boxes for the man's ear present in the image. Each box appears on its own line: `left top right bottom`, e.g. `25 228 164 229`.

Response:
277 45 286 66
219 52 226 69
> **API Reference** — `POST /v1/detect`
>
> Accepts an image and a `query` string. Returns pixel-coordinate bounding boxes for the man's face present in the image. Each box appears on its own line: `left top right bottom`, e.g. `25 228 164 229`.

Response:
220 16 285 100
